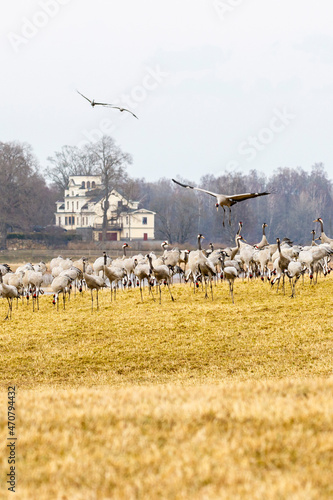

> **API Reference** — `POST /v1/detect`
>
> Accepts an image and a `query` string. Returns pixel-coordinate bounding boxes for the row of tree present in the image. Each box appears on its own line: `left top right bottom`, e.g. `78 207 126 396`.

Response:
0 142 58 248
136 165 333 246
0 136 332 249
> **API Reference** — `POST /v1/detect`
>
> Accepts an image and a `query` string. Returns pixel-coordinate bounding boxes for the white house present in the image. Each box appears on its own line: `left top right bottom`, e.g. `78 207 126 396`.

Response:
55 175 155 241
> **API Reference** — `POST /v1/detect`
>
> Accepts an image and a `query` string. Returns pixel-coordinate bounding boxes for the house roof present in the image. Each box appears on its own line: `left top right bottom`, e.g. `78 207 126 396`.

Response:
132 208 156 215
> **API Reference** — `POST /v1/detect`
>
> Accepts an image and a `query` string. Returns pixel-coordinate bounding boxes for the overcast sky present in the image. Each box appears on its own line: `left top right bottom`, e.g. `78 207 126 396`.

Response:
2 0 333 183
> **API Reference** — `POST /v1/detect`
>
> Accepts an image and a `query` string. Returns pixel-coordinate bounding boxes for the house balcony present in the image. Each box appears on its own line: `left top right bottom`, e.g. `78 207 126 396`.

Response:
93 223 123 231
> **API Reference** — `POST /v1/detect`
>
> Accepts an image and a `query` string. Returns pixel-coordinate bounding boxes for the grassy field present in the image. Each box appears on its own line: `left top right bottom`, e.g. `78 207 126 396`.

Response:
1 276 333 499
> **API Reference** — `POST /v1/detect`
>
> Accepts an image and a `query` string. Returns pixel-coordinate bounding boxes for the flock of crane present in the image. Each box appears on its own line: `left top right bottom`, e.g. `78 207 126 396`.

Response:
0 217 332 320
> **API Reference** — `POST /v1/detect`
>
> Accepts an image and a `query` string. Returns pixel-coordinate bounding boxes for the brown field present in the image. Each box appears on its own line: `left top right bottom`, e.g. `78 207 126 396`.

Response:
1 275 333 499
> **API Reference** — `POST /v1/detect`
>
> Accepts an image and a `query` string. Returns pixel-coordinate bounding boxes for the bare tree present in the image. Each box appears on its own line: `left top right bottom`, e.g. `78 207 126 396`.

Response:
0 141 55 248
85 136 132 242
46 145 98 193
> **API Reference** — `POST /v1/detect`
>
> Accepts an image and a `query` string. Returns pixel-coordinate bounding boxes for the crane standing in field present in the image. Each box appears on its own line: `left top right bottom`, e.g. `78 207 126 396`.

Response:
196 247 217 300
0 271 20 320
51 275 73 310
219 243 240 304
271 238 292 293
134 258 154 303
83 261 107 311
286 261 304 298
147 253 174 304
2 273 23 308
103 264 127 302
256 223 269 249
314 218 333 248
172 179 270 226
22 270 44 312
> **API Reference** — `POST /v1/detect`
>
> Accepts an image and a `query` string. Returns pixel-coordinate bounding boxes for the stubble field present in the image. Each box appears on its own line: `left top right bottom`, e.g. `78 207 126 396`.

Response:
1 276 333 499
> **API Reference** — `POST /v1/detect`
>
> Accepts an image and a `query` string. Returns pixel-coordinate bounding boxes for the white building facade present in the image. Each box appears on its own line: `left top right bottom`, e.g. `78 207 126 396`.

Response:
55 175 155 241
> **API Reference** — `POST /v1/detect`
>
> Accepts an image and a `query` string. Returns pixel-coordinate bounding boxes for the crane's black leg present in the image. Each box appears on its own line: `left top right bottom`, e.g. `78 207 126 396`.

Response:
149 280 156 301
204 277 208 299
231 281 234 304
167 282 174 301
5 298 10 320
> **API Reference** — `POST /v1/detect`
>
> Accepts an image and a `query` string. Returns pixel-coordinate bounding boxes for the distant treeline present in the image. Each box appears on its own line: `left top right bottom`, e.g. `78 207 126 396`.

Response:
1 138 332 248
129 164 333 246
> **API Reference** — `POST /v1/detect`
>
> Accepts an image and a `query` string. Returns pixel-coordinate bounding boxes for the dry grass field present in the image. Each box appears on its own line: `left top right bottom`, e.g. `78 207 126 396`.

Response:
1 275 333 499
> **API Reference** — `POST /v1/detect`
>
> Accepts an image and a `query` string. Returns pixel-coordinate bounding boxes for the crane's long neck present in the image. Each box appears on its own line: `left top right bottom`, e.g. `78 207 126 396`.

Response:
198 236 202 250
235 223 242 245
277 239 282 255
262 224 266 236
230 244 239 260
311 231 316 245
123 246 127 257
319 219 324 234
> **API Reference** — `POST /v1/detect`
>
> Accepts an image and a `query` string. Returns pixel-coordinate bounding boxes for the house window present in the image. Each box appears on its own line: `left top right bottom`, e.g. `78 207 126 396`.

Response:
82 181 85 188
87 181 90 189
142 217 148 225
72 191 74 196
72 202 74 211
65 217 68 225
92 181 96 188
67 201 69 210
126 216 129 224
58 217 61 226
